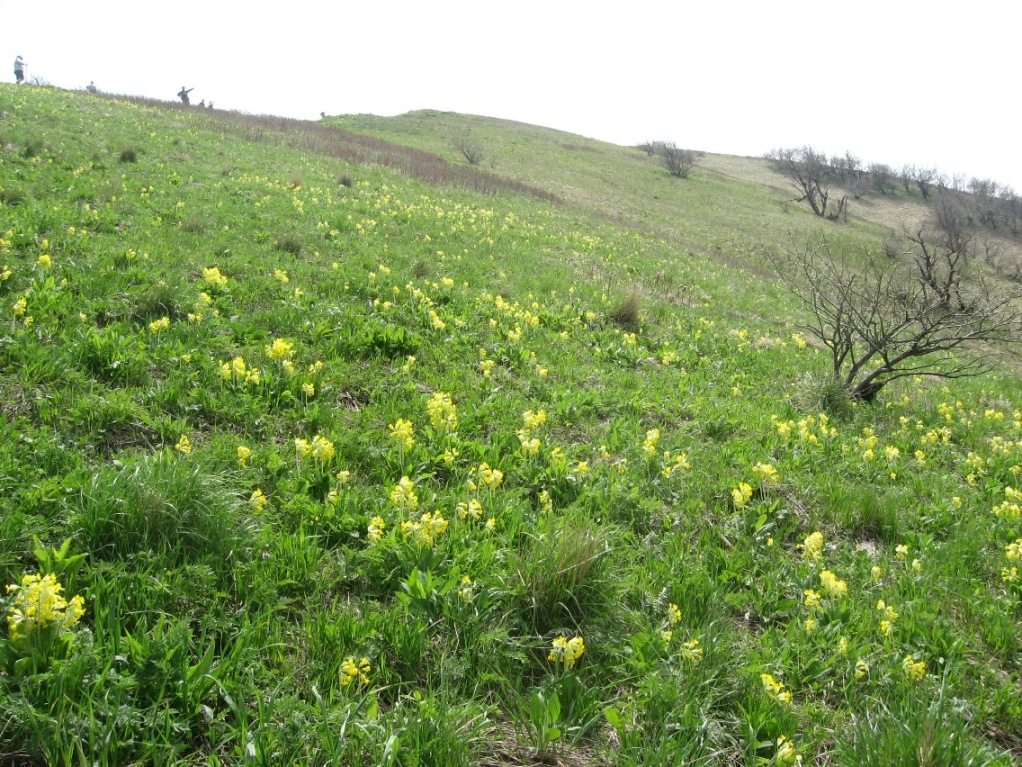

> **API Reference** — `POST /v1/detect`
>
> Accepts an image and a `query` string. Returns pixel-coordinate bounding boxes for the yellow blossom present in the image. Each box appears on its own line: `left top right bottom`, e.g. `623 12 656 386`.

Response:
548 635 585 668
339 656 371 686
367 516 386 544
752 462 780 486
760 673 791 705
800 531 824 561
250 488 268 513
902 655 926 681
819 570 848 599
667 603 682 626
679 638 703 663
731 482 753 509
174 435 192 454
427 391 458 432
149 316 170 334
237 445 252 468
202 266 228 288
390 476 419 511
5 572 85 641
389 419 415 450
265 337 295 361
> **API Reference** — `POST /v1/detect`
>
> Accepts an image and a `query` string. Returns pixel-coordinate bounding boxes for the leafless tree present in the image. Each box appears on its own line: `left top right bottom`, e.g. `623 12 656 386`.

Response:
906 200 974 309
451 131 486 166
653 141 700 179
770 146 836 217
914 167 935 200
868 162 895 195
774 239 1022 402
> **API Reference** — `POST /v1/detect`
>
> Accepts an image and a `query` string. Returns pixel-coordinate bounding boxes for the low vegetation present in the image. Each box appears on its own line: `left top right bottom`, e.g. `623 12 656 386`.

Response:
3 85 1022 766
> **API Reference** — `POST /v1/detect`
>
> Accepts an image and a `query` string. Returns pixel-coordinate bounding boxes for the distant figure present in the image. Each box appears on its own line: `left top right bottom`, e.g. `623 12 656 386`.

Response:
86 81 98 93
177 86 193 105
14 56 25 84
320 112 326 119
198 99 205 108
208 102 213 109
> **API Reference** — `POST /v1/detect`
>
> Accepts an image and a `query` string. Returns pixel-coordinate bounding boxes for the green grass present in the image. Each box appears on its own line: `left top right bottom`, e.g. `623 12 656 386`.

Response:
2 84 1022 765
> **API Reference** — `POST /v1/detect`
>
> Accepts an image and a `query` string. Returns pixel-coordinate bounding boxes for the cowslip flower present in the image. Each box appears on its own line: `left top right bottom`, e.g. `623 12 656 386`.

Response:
642 428 660 457
819 570 848 599
250 488 269 513
339 656 371 686
389 476 419 511
265 337 295 361
456 575 474 602
752 462 780 487
548 635 585 668
389 419 415 451
760 673 791 705
426 391 458 432
800 531 824 562
175 435 192 454
5 573 85 641
679 638 703 663
367 516 386 544
202 266 228 288
149 316 170 334
731 482 753 510
237 445 252 468
902 655 926 681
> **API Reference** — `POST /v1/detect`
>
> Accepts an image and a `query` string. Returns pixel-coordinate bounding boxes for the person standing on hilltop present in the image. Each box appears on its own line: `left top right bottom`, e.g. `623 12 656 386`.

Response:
14 56 25 84
177 86 194 105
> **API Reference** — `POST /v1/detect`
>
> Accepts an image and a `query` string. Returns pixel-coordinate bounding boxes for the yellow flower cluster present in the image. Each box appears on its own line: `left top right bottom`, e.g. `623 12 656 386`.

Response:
265 337 295 361
237 445 252 467
548 635 585 667
426 391 458 432
175 435 192 454
731 482 753 510
400 511 448 546
367 515 386 544
993 487 1022 519
456 498 483 521
902 655 926 681
148 316 170 334
389 476 419 511
752 462 780 486
800 531 824 562
877 600 899 637
202 266 228 288
6 573 85 641
456 575 474 602
517 409 546 456
775 735 803 766
295 434 335 463
220 356 262 385
760 673 792 705
819 570 848 599
642 428 660 457
389 419 415 451
250 488 269 513
339 656 371 686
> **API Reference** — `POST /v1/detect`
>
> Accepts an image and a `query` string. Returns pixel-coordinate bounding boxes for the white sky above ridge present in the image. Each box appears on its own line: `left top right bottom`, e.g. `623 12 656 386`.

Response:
5 0 1021 192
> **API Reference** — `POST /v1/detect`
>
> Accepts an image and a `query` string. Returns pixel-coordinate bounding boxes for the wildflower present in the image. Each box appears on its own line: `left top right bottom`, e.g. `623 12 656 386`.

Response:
426 391 458 432
389 476 419 511
273 268 289 284
642 428 660 457
401 511 448 546
484 517 496 532
838 637 849 656
402 355 416 373
804 617 817 632
37 254 52 268
202 266 228 288
149 316 170 334
265 337 295 361
679 638 703 663
667 603 682 626
855 659 869 679
911 558 922 573
760 673 792 705
389 419 415 451
731 482 753 509
800 531 824 562
5 573 85 641
250 488 268 513
1006 539 1022 561
819 570 848 599
752 462 780 487
457 575 474 602
339 656 371 686
336 470 351 485
456 498 483 521
175 435 192 454
311 435 335 462
895 544 909 560
302 382 315 397
295 438 313 459
479 358 495 378
539 489 554 514
367 516 386 544
548 635 585 668
237 445 252 468
1001 567 1019 583
804 589 821 610
902 655 926 681
775 735 803 766
870 565 882 581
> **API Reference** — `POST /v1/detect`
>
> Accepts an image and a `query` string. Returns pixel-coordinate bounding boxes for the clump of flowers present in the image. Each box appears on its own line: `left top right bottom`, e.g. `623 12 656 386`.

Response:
775 735 803 766
819 570 848 599
548 635 585 668
389 476 419 512
202 266 228 289
339 656 371 687
761 673 792 705
877 600 899 637
902 655 926 681
221 356 262 386
175 434 192 455
401 511 448 547
389 419 416 451
149 316 170 334
752 462 780 487
426 391 458 433
265 337 295 361
642 428 660 457
731 482 753 510
367 516 386 544
250 489 269 513
799 531 824 562
456 575 474 603
5 573 85 642
295 434 335 463
237 445 252 468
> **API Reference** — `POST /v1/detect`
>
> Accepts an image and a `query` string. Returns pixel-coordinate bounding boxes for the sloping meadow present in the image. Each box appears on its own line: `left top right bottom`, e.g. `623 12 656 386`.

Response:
2 86 1022 765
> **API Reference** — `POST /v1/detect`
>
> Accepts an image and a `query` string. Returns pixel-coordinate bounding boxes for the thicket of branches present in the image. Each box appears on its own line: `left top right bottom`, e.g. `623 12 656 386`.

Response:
774 203 1022 402
638 141 703 179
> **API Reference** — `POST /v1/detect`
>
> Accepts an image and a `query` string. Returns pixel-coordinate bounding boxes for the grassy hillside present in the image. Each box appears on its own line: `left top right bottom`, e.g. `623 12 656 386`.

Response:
3 85 1022 766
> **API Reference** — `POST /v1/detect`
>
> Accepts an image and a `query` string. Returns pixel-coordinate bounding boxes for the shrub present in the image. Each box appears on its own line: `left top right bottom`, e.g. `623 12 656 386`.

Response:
610 291 642 329
119 147 138 163
275 234 302 255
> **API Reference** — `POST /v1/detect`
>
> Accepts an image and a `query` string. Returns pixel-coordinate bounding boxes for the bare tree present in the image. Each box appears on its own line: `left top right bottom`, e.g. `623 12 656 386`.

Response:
914 167 935 200
868 163 895 195
653 141 700 179
906 200 974 309
770 146 837 218
451 130 486 166
774 240 1022 402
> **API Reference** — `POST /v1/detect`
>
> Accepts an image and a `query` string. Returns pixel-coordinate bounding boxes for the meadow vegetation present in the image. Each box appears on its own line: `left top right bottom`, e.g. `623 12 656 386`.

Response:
3 86 1022 765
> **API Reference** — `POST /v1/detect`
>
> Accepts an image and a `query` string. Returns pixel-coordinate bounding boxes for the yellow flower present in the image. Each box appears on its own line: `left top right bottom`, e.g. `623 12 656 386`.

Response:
426 391 458 432
895 543 909 560
800 531 824 562
679 638 703 663
731 482 753 509
37 254 52 268
339 656 371 686
202 266 228 288
174 434 192 454
389 419 415 450
12 297 27 316
457 575 474 602
302 382 315 397
265 337 295 361
775 735 803 766
273 268 289 284
237 445 252 468
367 516 386 544
803 589 821 610
642 428 660 456
760 673 791 705
548 635 585 667
149 316 170 334
310 435 335 462
5 573 85 641
667 603 682 626
389 476 419 511
250 488 269 513
855 659 869 679
751 462 780 486
902 655 926 681
819 570 848 599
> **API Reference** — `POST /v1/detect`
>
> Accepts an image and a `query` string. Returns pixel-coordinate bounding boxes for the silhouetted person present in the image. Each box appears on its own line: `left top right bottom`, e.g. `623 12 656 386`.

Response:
86 81 98 93
14 56 25 84
198 99 205 108
208 102 213 109
177 86 193 105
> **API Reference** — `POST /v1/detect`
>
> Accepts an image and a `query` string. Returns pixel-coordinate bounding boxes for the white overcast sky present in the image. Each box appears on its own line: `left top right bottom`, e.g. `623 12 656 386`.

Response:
5 1 1021 191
